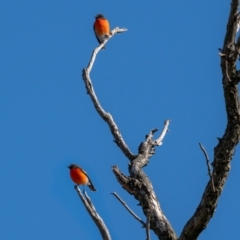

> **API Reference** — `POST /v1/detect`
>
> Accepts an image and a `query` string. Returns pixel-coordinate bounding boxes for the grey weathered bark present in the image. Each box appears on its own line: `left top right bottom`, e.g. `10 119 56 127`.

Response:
179 0 240 239
80 1 240 239
111 125 177 240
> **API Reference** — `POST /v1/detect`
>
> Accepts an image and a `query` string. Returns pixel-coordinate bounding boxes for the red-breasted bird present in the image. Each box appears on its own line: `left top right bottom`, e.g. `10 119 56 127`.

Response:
93 14 110 49
68 164 96 191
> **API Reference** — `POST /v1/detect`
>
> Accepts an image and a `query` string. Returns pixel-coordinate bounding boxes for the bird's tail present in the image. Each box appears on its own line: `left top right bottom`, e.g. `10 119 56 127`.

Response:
88 180 97 191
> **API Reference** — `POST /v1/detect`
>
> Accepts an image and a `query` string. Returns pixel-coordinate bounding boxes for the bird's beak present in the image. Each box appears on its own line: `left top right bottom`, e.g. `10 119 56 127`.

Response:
67 166 70 168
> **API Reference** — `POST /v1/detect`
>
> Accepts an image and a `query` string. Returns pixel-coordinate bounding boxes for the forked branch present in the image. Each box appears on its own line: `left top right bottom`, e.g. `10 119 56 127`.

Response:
179 1 240 239
74 186 111 240
112 122 177 240
199 143 215 192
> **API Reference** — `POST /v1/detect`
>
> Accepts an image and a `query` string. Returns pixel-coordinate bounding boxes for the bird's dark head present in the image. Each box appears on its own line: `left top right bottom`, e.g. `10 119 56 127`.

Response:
67 164 79 169
95 14 105 19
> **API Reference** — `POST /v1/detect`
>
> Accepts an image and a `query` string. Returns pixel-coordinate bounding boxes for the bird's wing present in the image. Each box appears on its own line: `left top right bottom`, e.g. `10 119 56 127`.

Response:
81 168 96 191
87 178 97 191
81 168 89 178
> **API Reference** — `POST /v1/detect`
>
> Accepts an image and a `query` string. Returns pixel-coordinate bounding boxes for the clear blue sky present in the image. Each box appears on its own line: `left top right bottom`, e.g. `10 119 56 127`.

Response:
0 1 239 239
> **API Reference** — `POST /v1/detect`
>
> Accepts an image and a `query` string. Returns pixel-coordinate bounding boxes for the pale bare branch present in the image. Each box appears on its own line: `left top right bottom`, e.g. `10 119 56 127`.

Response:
82 27 135 161
154 120 170 146
74 186 111 240
86 27 127 74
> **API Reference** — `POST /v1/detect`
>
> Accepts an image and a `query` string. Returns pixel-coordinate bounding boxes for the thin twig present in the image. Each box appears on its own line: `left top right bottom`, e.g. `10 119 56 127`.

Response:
74 186 111 240
146 210 151 240
154 120 170 146
199 143 215 192
111 192 146 227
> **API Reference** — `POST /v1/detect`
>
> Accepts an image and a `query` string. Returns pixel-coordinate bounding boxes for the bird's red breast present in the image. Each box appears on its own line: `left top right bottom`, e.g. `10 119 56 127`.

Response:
70 167 88 185
68 164 96 191
93 14 110 47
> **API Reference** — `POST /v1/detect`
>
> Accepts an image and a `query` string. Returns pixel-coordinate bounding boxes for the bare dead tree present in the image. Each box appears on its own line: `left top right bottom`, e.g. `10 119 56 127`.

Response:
76 1 240 239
